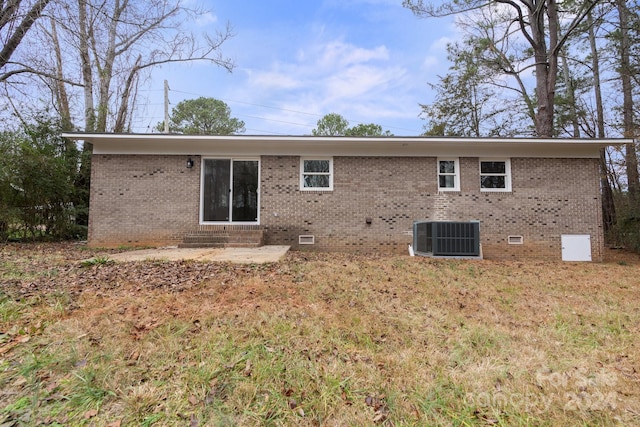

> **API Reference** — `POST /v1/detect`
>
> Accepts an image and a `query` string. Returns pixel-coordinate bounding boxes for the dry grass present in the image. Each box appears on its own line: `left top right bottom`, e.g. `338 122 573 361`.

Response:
1 243 639 426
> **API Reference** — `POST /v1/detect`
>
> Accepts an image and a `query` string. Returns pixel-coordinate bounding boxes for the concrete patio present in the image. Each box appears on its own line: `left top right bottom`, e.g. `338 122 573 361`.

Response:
97 245 290 264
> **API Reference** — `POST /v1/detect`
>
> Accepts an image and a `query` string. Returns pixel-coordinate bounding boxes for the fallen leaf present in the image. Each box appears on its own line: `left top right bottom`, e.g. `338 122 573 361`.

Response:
129 350 140 359
12 377 27 387
411 404 420 418
372 411 387 423
16 335 30 343
45 381 58 393
107 420 122 427
188 395 199 406
0 343 15 355
243 359 252 377
83 409 98 419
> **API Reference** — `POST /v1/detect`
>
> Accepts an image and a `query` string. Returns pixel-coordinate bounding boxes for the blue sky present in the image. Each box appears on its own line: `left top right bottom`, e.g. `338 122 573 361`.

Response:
135 0 457 136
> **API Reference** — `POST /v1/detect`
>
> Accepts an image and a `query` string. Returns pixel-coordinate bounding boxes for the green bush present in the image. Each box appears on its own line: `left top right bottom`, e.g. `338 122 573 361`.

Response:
0 116 87 242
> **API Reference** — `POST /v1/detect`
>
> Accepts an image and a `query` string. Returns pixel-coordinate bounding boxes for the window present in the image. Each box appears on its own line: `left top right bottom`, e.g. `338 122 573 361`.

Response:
300 158 333 190
438 158 460 191
480 159 511 191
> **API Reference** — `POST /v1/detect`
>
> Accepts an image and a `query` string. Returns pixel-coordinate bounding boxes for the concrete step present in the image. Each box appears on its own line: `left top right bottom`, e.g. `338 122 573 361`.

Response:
178 242 264 249
183 230 264 236
180 228 264 248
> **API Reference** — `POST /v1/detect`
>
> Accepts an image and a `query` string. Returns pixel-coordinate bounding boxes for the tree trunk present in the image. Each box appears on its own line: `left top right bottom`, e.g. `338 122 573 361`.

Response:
95 0 125 133
587 11 616 233
114 55 142 132
49 16 73 132
616 0 640 199
528 0 557 137
560 51 580 137
78 0 95 133
76 0 96 228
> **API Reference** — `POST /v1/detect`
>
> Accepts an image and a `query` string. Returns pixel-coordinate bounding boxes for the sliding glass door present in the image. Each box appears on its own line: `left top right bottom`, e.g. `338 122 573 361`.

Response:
202 159 259 223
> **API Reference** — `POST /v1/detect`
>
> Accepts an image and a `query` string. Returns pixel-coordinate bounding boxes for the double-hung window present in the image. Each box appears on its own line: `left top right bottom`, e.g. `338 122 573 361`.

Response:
438 158 460 191
300 158 333 191
480 159 511 192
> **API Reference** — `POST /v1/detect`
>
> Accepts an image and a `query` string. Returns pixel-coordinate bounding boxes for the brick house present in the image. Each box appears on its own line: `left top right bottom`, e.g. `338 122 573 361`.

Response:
63 133 625 261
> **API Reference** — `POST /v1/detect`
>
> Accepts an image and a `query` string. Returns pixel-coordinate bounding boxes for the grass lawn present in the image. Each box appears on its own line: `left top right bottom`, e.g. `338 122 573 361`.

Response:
1 243 639 426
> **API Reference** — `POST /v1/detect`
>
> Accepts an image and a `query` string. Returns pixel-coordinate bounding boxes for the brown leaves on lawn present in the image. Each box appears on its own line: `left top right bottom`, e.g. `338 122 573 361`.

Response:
3 258 284 301
365 394 389 423
0 334 30 355
3 244 640 425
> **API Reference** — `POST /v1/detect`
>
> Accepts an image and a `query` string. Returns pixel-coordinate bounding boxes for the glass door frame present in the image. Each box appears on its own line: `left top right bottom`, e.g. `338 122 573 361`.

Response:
199 157 260 225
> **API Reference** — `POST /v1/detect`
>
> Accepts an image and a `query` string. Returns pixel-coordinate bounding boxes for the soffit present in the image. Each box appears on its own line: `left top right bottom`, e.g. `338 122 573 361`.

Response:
62 133 630 158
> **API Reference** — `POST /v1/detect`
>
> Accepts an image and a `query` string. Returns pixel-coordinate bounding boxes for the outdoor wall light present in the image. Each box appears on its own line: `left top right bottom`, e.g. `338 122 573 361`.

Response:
186 157 194 169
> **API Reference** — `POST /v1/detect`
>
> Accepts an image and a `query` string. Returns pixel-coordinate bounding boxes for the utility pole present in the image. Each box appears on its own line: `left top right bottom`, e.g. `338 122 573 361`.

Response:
164 80 170 133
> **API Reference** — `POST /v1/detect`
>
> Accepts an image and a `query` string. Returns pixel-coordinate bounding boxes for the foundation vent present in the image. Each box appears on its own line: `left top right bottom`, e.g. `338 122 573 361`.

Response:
508 235 524 245
299 235 315 245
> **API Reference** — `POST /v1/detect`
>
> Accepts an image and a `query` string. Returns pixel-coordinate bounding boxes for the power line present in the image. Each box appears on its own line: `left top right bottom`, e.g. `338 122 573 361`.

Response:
237 114 314 129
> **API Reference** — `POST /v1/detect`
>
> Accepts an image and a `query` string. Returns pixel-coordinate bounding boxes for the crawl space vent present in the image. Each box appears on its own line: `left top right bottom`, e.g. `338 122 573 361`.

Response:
299 235 315 245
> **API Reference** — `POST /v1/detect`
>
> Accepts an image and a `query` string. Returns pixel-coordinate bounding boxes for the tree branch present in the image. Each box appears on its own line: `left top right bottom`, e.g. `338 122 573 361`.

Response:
0 0 51 69
0 62 85 85
553 0 602 56
402 0 492 18
495 0 536 48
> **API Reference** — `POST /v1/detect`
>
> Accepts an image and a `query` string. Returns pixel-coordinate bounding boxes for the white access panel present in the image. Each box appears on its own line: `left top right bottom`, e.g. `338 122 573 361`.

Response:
561 234 592 262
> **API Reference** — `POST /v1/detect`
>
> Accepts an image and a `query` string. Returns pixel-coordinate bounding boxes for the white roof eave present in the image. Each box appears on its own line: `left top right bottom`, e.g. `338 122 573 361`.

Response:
62 133 630 158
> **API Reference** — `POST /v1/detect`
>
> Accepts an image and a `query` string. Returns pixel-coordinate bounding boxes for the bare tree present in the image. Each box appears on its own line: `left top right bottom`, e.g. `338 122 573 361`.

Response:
6 0 236 228
0 0 52 82
5 0 234 133
42 0 235 133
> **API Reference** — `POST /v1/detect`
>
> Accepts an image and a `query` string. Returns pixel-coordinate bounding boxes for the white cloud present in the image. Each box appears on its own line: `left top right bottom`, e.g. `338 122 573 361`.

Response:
180 0 218 26
248 70 302 90
245 39 395 98
141 0 462 136
429 36 454 53
317 41 389 68
422 55 439 69
224 38 418 134
195 12 218 27
324 64 404 100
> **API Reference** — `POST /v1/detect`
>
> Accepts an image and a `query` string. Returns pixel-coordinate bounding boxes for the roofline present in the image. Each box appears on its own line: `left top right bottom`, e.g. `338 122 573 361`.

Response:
62 132 630 145
61 133 632 159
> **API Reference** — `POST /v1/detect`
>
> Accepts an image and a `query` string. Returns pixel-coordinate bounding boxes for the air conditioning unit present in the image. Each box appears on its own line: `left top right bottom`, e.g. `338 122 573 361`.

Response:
413 221 481 258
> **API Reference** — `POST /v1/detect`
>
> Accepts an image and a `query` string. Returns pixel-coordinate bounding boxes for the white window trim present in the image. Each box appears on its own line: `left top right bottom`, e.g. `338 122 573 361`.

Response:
437 157 460 192
300 157 333 191
479 158 512 192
